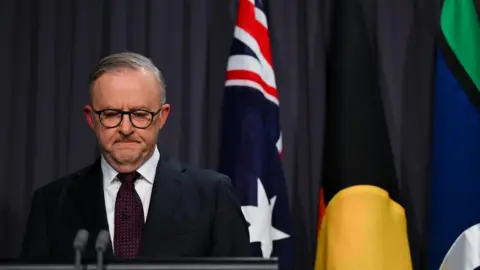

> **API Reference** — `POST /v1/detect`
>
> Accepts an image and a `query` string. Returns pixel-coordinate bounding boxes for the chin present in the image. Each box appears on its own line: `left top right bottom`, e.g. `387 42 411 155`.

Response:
113 152 142 165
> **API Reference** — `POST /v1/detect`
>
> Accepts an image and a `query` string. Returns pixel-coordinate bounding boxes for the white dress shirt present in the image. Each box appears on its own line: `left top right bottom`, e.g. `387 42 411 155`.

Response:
101 146 160 243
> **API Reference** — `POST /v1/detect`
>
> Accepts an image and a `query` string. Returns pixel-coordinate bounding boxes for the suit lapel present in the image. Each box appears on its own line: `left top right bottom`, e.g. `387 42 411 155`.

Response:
139 154 184 257
66 159 114 259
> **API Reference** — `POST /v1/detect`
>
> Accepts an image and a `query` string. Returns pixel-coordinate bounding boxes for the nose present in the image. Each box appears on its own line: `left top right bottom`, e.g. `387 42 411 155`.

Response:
118 114 134 135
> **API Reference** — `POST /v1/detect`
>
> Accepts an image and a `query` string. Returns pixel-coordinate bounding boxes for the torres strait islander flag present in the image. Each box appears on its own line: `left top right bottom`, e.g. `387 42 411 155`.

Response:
218 0 293 270
427 0 480 269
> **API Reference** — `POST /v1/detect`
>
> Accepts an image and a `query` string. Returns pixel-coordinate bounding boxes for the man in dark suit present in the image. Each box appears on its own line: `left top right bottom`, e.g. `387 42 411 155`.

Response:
20 52 251 261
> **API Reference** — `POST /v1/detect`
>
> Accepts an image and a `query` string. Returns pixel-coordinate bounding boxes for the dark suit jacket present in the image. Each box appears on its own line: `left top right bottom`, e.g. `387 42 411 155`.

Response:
20 154 250 262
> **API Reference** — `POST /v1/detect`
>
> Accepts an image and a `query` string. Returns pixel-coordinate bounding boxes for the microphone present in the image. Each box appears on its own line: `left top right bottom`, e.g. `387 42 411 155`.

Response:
73 229 89 270
95 230 110 270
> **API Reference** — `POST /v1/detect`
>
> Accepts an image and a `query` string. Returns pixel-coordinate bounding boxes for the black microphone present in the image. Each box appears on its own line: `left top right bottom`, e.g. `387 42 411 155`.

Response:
73 229 89 270
95 230 110 270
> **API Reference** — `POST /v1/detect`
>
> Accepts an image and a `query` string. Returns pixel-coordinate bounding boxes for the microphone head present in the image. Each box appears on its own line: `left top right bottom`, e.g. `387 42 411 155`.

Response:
73 229 89 251
95 230 110 252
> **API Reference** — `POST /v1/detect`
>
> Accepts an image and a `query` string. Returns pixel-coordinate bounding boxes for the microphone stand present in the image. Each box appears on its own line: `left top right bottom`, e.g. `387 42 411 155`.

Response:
97 250 104 270
75 249 82 270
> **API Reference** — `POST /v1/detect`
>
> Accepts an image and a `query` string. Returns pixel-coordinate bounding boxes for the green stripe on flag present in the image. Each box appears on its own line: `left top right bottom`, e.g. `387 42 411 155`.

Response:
440 0 480 90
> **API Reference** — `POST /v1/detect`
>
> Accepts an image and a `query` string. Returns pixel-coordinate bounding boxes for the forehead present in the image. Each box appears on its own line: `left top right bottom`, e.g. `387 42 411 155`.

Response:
91 68 162 109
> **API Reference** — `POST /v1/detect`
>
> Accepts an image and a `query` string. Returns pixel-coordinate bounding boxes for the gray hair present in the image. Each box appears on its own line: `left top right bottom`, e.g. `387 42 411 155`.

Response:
88 52 166 104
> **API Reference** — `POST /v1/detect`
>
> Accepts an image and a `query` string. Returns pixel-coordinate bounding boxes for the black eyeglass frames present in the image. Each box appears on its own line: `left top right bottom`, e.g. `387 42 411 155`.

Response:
91 107 162 129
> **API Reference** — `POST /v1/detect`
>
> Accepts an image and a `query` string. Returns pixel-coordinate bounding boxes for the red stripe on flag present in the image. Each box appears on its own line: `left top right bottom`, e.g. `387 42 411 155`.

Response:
227 70 279 99
318 188 326 228
236 0 273 67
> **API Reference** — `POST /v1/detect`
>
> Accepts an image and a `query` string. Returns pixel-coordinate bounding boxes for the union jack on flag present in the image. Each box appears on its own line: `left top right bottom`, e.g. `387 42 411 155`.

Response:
219 0 293 269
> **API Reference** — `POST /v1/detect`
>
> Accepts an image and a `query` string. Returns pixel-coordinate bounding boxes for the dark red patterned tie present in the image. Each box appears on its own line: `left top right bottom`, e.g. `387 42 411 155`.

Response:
114 172 144 259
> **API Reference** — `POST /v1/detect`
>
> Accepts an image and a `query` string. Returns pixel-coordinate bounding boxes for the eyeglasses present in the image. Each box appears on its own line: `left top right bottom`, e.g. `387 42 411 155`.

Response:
92 107 162 129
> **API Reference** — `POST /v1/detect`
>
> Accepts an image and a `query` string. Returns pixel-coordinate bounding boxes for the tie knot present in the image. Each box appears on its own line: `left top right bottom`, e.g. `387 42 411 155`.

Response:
117 172 139 184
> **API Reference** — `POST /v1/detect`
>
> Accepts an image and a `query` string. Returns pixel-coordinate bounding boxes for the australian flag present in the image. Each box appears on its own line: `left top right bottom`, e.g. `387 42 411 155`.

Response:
219 0 293 269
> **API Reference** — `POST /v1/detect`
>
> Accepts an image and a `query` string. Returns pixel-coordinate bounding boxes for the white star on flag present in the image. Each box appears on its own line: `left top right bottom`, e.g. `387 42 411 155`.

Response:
241 178 290 258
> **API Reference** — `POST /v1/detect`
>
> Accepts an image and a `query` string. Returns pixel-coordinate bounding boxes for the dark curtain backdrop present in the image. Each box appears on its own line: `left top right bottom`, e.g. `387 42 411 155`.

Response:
0 0 439 269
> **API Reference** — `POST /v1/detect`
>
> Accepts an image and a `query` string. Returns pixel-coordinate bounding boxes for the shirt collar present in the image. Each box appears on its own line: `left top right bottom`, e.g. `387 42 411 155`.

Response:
101 146 160 186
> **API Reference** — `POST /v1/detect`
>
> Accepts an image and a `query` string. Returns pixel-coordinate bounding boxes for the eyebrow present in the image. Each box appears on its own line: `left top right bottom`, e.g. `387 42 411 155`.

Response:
98 106 151 111
129 106 153 111
95 105 155 111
